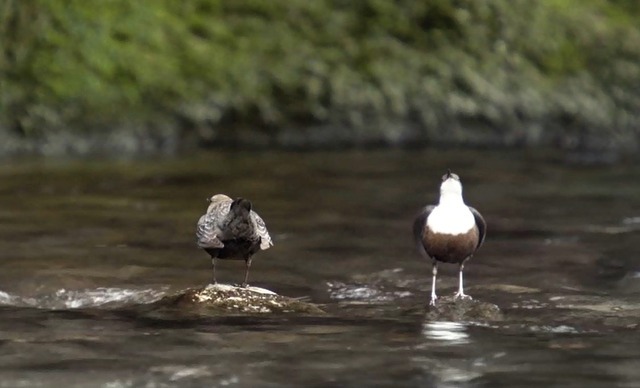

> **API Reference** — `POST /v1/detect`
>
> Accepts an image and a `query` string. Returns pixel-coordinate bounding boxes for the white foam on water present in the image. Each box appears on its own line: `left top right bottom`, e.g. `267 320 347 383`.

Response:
326 281 412 302
0 287 168 309
0 290 37 307
102 380 134 388
622 216 640 225
54 287 168 309
0 290 16 305
528 324 579 334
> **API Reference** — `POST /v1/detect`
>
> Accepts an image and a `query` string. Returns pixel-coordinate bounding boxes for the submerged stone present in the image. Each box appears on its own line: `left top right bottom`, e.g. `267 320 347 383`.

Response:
422 296 503 322
160 284 325 315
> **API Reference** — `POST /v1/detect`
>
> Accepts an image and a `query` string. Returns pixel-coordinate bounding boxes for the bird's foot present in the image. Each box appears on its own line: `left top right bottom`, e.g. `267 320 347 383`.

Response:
240 283 249 288
429 295 438 306
453 291 472 301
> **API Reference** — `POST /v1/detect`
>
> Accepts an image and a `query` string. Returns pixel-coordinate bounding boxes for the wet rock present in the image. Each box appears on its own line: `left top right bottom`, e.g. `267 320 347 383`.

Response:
159 284 325 315
422 297 503 322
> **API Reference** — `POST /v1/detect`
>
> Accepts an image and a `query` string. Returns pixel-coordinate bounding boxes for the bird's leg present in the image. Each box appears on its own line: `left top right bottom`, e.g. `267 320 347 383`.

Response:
454 260 472 300
211 258 217 285
242 258 252 288
430 260 438 306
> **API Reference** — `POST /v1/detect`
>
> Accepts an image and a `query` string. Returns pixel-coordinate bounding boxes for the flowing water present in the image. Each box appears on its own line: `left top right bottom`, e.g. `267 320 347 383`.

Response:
0 149 639 387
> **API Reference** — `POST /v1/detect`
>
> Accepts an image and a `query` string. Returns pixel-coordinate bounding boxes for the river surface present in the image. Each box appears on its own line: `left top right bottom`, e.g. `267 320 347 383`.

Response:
0 149 639 387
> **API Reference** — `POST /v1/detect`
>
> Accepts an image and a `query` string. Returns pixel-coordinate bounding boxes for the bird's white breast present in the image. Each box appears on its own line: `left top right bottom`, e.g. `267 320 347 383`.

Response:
426 204 475 235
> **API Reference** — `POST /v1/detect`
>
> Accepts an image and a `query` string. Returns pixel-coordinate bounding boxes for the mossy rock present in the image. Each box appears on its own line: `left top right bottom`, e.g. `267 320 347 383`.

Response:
159 284 325 315
405 296 503 322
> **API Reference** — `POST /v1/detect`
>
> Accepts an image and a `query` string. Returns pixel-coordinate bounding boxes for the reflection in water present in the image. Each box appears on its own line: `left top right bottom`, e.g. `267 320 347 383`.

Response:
413 321 483 386
422 321 470 344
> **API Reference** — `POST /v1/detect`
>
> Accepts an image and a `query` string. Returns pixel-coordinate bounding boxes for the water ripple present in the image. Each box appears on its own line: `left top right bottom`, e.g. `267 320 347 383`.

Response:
0 287 168 309
326 281 412 303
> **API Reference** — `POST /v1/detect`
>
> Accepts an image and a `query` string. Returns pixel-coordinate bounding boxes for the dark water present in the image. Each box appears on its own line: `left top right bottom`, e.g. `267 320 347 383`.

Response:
1 149 639 387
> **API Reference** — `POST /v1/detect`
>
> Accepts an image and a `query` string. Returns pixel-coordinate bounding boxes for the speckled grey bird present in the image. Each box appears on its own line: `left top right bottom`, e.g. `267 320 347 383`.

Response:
196 194 273 287
413 170 486 306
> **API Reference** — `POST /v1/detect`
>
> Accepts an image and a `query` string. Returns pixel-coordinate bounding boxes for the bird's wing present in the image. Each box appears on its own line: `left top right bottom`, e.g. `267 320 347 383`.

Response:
469 206 486 249
196 201 231 248
412 205 435 258
251 211 273 250
196 213 224 248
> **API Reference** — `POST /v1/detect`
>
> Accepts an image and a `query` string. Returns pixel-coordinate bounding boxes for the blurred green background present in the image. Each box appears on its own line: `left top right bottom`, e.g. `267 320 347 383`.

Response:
1 0 639 156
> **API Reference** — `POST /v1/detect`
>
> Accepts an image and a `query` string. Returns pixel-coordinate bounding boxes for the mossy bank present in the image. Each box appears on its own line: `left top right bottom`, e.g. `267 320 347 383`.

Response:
2 0 640 156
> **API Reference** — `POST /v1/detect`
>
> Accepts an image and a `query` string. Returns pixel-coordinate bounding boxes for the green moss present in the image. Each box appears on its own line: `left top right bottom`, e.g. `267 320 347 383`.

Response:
1 0 640 152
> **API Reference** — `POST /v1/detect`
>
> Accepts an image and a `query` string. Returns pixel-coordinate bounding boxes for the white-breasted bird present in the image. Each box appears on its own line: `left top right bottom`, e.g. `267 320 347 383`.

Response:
196 194 273 287
413 170 486 306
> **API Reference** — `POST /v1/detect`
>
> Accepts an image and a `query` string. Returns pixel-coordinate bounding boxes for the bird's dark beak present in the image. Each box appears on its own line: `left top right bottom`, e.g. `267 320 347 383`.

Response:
446 169 452 178
206 197 211 203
